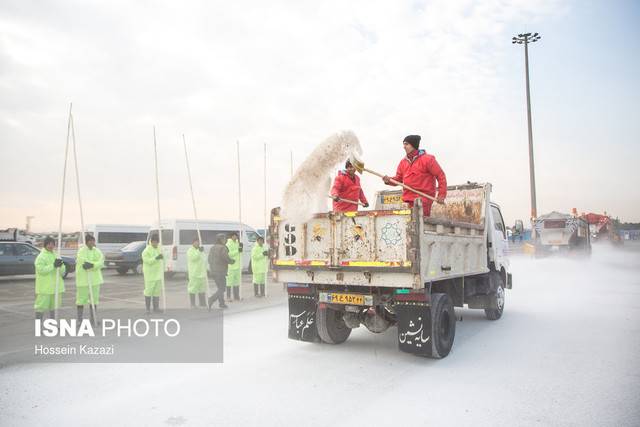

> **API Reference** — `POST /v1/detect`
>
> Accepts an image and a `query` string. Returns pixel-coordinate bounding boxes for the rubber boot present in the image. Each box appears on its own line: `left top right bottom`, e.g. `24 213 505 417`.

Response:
35 312 43 320
77 305 84 322
189 293 196 308
260 284 265 297
145 296 151 315
226 287 231 301
48 310 55 319
233 286 240 301
253 283 259 297
152 296 162 313
198 293 206 307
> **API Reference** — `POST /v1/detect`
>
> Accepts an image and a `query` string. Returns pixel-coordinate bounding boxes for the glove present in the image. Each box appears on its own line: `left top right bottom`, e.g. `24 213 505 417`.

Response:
238 243 244 252
436 198 445 205
199 246 204 252
363 202 369 208
82 262 94 270
382 175 392 185
156 254 163 260
262 250 269 256
54 259 63 268
332 195 339 202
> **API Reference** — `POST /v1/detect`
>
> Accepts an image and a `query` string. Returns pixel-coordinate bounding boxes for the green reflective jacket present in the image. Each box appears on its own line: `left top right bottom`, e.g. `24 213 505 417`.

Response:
35 249 65 294
142 244 163 283
187 246 207 279
251 244 267 274
226 239 241 271
76 246 105 287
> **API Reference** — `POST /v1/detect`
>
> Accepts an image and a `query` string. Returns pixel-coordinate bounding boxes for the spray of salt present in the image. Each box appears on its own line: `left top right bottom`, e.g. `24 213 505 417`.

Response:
281 130 362 223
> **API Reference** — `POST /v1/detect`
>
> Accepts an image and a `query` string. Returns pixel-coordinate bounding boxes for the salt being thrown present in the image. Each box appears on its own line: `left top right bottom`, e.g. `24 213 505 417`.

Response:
281 130 362 223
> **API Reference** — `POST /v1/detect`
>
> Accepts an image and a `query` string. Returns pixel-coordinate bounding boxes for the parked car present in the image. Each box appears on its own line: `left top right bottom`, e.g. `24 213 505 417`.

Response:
0 242 76 278
104 240 146 275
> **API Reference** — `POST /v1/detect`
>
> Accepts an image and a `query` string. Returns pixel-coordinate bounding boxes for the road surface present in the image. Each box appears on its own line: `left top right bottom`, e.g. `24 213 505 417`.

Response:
1 244 639 426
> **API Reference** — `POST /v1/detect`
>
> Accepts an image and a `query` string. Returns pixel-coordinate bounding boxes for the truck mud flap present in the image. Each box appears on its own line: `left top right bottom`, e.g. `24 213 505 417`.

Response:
288 294 320 342
396 302 433 357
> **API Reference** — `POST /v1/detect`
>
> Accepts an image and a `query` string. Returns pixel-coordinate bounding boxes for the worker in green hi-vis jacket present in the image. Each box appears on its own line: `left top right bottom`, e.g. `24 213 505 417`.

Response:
251 236 268 297
75 233 104 324
34 236 66 320
187 236 207 308
141 233 164 314
225 232 242 301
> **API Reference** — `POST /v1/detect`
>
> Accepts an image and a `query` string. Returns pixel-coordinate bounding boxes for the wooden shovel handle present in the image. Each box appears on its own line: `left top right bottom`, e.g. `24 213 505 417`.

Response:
363 167 439 203
328 195 367 207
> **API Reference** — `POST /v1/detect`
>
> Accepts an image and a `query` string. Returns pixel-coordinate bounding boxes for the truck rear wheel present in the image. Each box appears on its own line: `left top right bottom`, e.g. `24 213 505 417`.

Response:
116 266 129 275
317 305 351 344
485 271 505 320
430 293 456 359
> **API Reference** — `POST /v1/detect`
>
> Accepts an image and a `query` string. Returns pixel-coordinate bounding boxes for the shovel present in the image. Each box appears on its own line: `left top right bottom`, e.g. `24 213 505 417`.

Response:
327 194 367 207
349 152 442 204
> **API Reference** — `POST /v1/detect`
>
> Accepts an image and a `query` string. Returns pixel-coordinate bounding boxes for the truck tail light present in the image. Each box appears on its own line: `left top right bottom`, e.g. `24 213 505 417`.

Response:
172 246 177 260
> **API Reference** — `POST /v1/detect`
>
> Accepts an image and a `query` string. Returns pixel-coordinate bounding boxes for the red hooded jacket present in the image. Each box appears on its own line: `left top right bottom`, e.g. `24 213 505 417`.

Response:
391 149 447 215
331 170 368 212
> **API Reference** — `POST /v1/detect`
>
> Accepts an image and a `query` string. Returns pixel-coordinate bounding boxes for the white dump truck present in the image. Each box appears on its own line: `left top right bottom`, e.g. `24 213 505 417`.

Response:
270 182 512 358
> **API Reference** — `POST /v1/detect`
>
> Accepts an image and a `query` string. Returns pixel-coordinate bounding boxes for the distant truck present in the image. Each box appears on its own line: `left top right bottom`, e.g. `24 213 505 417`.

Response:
534 212 591 256
0 228 36 244
270 183 512 358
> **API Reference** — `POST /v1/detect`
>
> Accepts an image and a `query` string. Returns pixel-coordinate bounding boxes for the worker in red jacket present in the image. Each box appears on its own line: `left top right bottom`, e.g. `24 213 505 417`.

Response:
331 160 369 212
382 135 447 216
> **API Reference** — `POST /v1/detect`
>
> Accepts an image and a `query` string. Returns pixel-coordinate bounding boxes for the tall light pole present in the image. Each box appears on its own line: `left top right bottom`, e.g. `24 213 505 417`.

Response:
512 32 541 228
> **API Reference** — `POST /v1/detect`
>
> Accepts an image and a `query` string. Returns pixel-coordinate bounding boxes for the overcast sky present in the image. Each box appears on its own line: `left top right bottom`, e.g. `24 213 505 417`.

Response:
1 0 638 232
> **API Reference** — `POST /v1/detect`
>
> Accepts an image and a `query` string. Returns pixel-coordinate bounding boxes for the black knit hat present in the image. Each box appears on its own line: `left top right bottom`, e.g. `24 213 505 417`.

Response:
403 135 421 150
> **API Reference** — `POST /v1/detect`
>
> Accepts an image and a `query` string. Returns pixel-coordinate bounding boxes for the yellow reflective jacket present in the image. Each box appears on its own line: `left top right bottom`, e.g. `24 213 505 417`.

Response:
75 245 105 287
35 249 65 294
226 239 241 271
142 244 163 283
187 246 207 279
251 244 267 274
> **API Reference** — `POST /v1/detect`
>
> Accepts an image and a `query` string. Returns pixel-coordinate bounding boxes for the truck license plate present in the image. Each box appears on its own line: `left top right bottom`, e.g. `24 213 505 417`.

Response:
319 292 373 306
107 262 116 266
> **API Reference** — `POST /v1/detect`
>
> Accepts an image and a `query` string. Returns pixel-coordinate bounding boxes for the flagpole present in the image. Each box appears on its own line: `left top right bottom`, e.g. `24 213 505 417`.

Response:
237 140 243 300
183 134 210 301
153 127 167 311
70 113 98 323
54 103 72 320
263 142 268 297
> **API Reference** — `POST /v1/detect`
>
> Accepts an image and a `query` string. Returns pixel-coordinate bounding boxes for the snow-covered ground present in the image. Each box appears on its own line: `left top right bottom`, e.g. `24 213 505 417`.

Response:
1 244 639 426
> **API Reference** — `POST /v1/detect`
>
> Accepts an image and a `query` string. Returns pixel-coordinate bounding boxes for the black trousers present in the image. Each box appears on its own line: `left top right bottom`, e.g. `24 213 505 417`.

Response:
211 273 227 306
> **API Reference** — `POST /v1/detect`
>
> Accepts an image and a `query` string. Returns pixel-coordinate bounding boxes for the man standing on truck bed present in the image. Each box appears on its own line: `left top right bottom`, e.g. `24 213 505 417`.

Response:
382 134 447 216
331 160 369 212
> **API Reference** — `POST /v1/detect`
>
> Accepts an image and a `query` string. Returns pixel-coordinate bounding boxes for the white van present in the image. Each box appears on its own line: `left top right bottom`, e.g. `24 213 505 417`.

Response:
85 224 150 254
148 219 260 276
